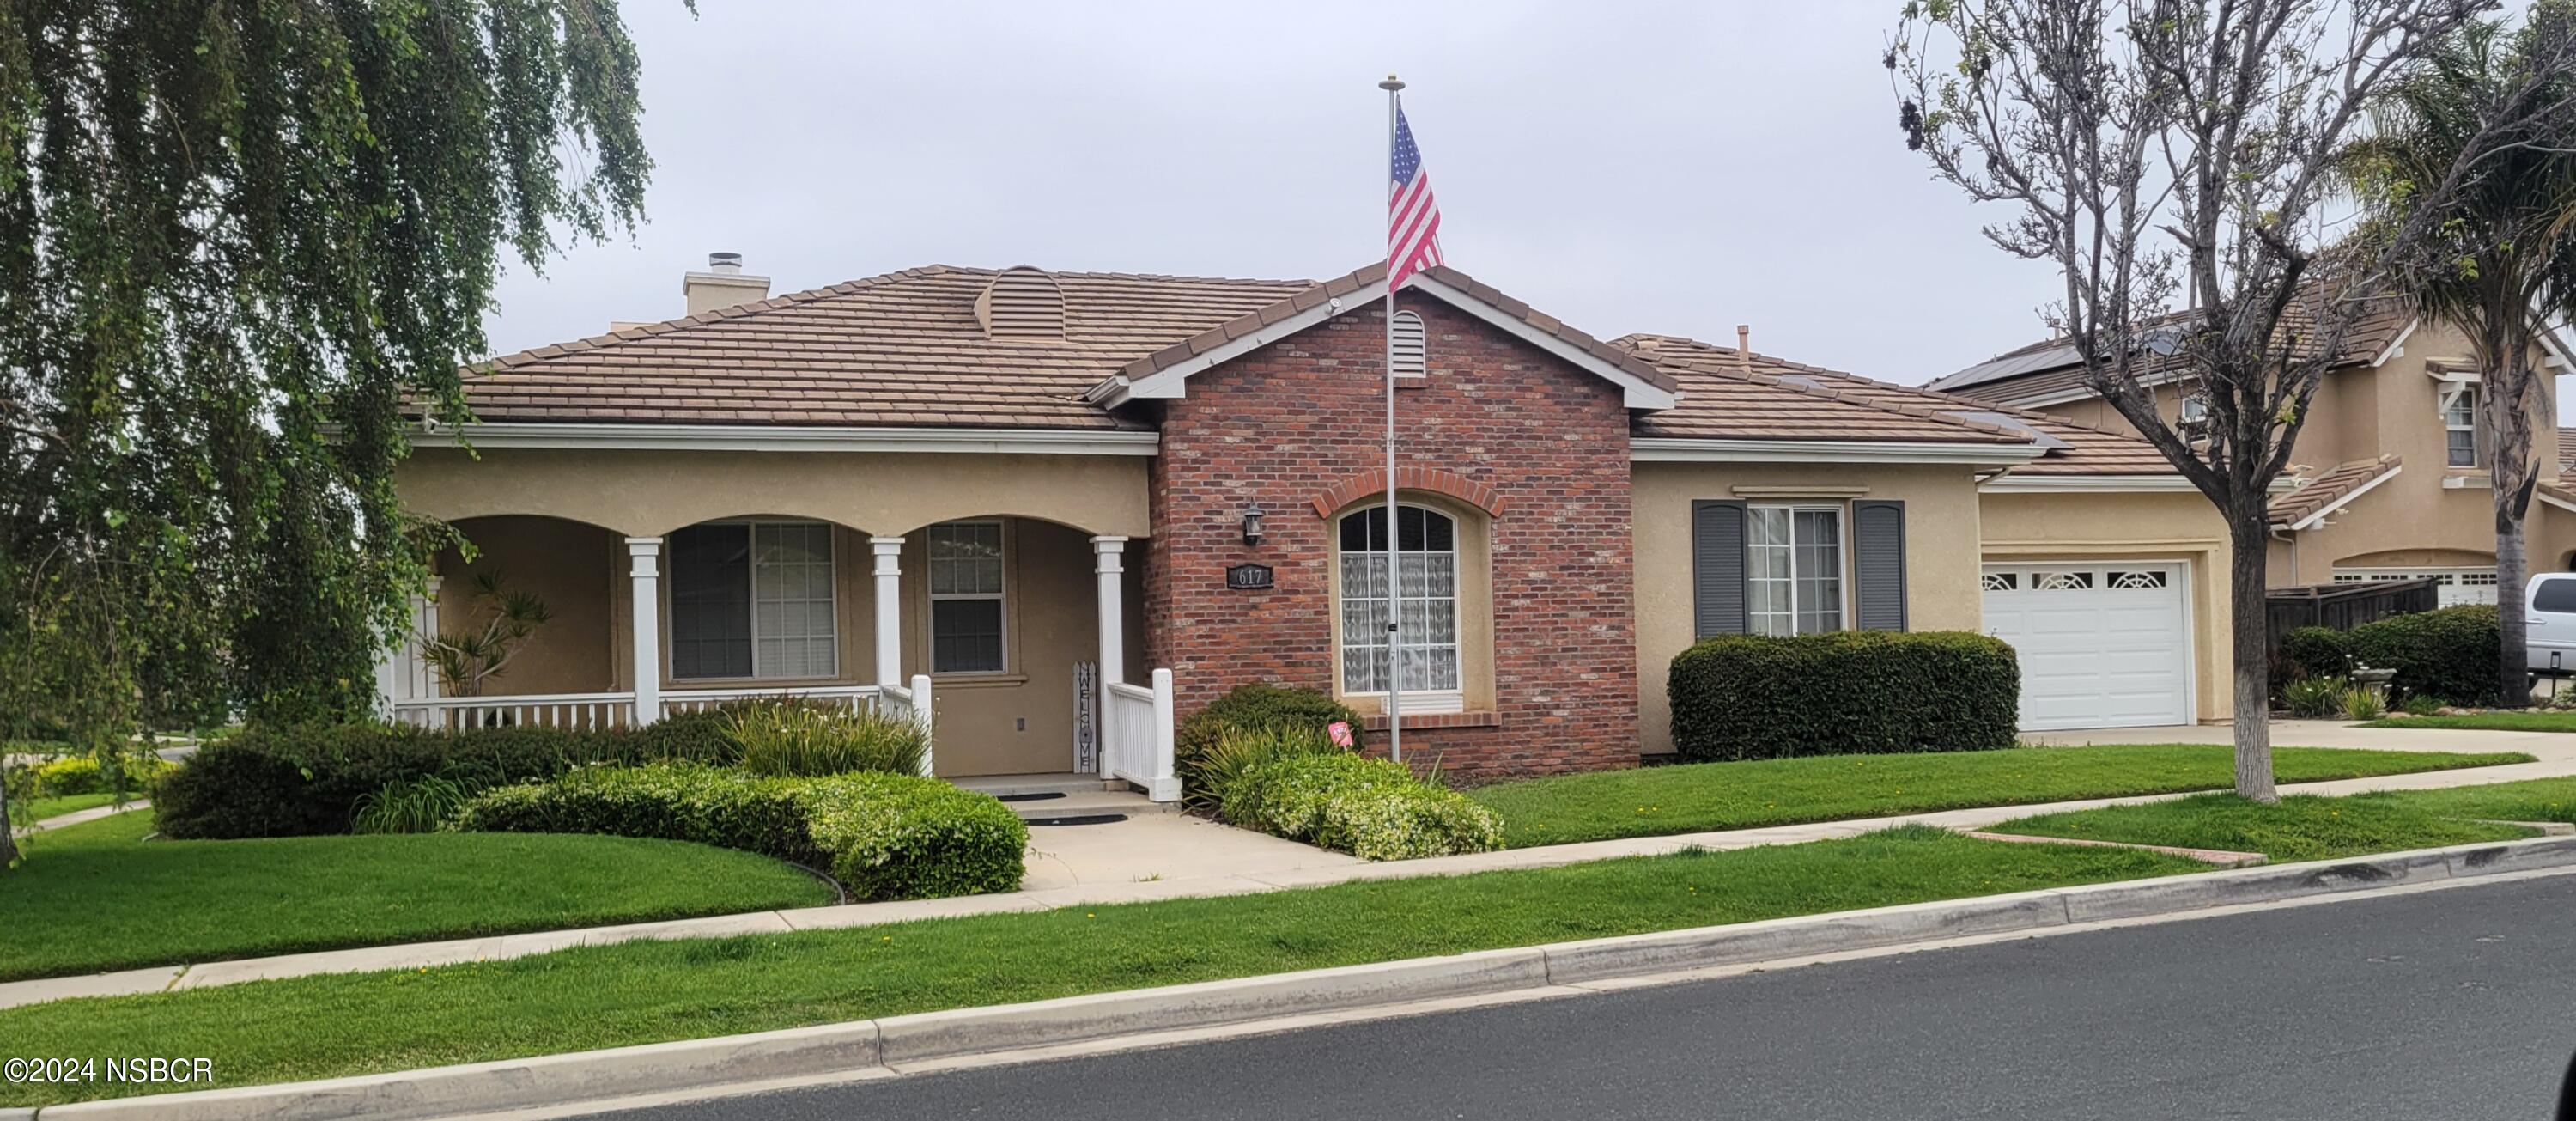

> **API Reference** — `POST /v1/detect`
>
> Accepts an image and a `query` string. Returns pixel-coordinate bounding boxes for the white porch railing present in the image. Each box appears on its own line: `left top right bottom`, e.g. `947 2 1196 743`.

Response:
390 691 638 732
878 674 937 776
1103 667 1180 802
391 678 939 763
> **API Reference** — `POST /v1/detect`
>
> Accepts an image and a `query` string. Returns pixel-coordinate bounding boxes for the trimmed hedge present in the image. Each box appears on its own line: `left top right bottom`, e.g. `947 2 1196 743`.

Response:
1669 631 2020 762
26 753 169 797
2281 605 2500 705
155 718 738 840
1218 752 1501 861
1175 683 1362 810
452 764 1027 901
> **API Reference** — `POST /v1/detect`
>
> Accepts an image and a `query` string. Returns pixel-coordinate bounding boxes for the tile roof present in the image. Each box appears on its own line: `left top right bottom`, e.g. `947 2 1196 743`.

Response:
459 266 1315 430
1929 297 2417 404
2269 455 2402 530
1613 334 2183 474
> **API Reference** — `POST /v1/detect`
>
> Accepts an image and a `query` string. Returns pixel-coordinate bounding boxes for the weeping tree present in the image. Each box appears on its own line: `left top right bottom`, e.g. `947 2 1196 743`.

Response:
0 2 653 865
2347 2 2576 709
1887 0 2558 801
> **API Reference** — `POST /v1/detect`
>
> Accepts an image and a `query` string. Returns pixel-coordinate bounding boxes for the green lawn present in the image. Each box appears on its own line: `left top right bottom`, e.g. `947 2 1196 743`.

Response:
2365 710 2576 733
1993 793 2537 862
0 826 2203 1107
1467 744 2530 848
1 811 834 983
2357 777 2576 825
17 790 127 822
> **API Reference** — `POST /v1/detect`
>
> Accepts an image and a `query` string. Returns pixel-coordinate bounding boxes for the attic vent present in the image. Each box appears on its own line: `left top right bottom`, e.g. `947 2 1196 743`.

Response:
1390 310 1427 379
975 266 1068 339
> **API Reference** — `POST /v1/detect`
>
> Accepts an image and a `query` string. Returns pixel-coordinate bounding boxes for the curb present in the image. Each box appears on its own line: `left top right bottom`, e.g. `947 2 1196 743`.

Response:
28 833 2576 1120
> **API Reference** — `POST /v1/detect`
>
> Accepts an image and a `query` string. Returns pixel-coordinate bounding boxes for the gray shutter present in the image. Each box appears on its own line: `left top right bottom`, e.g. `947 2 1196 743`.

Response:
1852 499 1908 631
1691 500 1749 638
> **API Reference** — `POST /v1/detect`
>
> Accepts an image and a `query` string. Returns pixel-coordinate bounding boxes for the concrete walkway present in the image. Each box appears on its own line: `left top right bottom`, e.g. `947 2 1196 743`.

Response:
8 722 2573 1013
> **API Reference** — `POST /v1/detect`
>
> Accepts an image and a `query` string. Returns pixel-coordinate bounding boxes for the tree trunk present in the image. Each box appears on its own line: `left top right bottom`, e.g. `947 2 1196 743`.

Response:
2498 505 2530 708
2226 504 2280 803
1 771 18 868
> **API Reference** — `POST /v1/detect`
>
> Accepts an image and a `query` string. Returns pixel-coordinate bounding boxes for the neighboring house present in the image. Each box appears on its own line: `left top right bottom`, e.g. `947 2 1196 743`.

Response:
383 256 2227 794
1930 308 2576 606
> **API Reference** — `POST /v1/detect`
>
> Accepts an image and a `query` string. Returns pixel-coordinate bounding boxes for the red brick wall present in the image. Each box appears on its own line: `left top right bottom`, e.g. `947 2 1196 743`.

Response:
1140 293 1639 780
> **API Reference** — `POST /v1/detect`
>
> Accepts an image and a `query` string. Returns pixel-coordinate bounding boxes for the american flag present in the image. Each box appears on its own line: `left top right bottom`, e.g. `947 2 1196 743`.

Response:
1387 105 1443 290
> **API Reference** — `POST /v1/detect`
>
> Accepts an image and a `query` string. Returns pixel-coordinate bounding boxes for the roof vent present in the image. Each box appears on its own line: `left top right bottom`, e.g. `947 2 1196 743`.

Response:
975 266 1068 339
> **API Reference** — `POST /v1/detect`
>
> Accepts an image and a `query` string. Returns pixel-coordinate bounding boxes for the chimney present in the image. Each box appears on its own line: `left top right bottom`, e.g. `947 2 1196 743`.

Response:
1735 324 1753 376
683 252 771 316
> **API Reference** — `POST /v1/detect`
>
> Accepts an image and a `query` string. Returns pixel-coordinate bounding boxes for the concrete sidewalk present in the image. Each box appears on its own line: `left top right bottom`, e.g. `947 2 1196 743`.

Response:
7 723 2573 1012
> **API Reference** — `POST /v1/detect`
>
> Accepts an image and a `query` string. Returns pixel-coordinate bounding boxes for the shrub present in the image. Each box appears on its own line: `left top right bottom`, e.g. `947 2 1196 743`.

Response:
155 718 740 840
2342 605 2499 705
2279 626 2353 680
1183 724 1342 813
1175 683 1362 805
2279 675 2344 719
451 764 1025 901
2398 693 2444 716
804 772 1028 900
728 700 928 777
1668 631 2019 762
351 775 476 834
2339 685 2387 722
27 753 168 797
1219 752 1501 861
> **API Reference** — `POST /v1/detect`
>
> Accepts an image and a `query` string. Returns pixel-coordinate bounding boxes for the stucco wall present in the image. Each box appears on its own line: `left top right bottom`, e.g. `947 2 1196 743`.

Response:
436 516 619 696
398 447 1151 538
1631 461 1986 755
1979 490 2233 722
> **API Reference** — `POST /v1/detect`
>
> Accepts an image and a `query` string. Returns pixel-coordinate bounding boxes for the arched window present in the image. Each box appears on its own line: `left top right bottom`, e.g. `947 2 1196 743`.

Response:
1389 310 1427 380
1337 503 1461 705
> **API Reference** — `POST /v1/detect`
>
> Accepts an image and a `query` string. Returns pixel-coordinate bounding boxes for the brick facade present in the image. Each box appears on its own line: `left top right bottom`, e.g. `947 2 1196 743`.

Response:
1141 293 1640 779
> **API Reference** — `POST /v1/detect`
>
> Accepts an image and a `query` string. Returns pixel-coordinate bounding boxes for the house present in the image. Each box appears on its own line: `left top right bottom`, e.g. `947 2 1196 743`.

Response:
1929 308 2576 606
383 255 2230 795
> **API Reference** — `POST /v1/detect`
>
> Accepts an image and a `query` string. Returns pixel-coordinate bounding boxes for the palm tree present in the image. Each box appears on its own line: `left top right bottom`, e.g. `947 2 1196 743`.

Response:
2348 2 2576 708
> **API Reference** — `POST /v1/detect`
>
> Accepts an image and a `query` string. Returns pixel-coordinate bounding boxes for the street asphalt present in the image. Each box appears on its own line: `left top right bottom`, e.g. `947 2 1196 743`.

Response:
592 871 2576 1120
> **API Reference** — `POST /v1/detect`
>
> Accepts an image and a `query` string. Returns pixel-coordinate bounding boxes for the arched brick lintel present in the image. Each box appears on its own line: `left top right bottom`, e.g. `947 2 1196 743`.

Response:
1309 468 1504 519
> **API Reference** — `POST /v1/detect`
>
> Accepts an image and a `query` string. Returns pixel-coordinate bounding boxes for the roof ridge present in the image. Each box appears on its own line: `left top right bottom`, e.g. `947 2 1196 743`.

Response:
1619 332 2166 443
479 265 966 372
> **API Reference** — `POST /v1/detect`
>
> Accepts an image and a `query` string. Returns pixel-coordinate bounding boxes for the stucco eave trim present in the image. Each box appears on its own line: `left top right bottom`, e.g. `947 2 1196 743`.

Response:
410 423 1161 456
1979 473 2199 493
1631 437 2044 466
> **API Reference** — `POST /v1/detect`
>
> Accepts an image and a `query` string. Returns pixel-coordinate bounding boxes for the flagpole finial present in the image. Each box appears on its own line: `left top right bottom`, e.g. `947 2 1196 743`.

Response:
1380 74 1406 93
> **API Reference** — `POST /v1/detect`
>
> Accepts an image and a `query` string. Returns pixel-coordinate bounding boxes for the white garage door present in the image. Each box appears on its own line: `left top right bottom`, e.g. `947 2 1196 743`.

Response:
1981 563 2192 731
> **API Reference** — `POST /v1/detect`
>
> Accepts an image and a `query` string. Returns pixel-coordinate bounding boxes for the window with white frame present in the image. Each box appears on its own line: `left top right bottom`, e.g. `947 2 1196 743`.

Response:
1337 504 1461 704
927 521 1007 674
2443 384 2480 467
668 521 836 679
1748 506 1844 636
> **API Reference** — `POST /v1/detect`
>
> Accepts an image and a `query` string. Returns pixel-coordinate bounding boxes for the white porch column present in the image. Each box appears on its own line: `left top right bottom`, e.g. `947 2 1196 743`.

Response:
1092 537 1128 687
626 538 663 725
871 537 906 687
379 577 441 717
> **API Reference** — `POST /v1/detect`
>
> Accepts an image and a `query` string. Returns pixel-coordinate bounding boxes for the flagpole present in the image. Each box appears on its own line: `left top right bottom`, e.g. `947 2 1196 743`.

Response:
1379 72 1405 765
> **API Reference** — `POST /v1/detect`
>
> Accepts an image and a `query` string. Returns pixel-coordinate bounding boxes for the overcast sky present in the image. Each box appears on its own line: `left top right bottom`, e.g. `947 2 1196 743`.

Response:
480 3 2131 387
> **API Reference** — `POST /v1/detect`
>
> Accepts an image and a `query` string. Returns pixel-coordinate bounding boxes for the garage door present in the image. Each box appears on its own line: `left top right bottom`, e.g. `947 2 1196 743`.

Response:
1981 563 2192 731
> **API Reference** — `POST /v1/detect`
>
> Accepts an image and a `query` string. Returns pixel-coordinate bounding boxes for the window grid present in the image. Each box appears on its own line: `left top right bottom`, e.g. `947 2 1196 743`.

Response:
1747 506 1844 637
1338 505 1461 698
927 521 1007 674
669 521 837 681
2445 385 2479 468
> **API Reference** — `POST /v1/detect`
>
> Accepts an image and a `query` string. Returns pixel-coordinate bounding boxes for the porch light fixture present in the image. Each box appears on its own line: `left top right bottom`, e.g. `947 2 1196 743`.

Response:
1241 505 1266 546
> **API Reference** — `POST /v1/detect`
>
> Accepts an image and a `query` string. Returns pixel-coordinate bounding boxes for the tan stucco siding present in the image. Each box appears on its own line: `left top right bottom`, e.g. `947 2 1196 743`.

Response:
1632 462 1986 755
1978 490 2233 722
398 447 1151 539
436 516 619 696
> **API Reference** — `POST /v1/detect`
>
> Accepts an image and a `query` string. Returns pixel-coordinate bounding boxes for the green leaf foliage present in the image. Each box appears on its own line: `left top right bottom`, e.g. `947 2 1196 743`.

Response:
1218 752 1502 862
2281 606 2499 706
154 718 739 839
0 2 657 835
1668 631 2020 761
453 764 1030 902
1173 683 1362 810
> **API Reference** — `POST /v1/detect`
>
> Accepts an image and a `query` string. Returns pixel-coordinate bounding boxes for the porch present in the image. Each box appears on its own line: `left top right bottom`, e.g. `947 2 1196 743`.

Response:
376 511 1180 801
